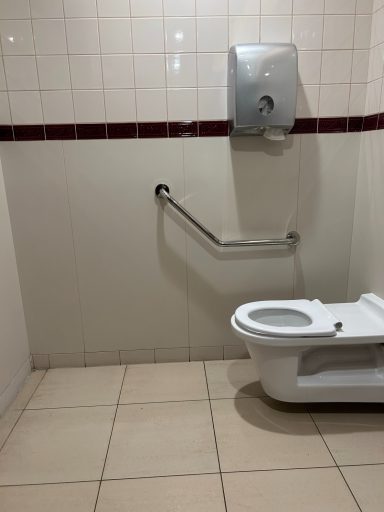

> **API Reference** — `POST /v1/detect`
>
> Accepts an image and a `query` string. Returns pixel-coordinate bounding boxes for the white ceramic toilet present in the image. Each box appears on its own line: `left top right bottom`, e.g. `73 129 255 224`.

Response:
232 293 384 402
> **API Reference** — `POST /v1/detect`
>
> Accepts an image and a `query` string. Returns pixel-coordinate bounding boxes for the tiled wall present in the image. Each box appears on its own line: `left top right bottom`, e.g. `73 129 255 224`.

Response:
0 133 360 366
0 0 375 128
365 0 384 115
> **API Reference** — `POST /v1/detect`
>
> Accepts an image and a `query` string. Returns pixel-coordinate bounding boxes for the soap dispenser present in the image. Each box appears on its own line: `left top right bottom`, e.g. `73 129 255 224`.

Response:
228 43 298 139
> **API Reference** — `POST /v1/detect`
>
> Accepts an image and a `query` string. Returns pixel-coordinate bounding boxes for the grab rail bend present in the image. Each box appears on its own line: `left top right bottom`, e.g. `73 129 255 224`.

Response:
155 184 300 248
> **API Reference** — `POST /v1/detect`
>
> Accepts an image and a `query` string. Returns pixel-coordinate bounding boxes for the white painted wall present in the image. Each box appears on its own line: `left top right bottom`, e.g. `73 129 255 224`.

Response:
0 159 30 415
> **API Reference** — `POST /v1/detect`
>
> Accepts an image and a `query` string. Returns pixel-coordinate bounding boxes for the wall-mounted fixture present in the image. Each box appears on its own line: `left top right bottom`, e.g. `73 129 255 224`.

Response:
228 43 298 140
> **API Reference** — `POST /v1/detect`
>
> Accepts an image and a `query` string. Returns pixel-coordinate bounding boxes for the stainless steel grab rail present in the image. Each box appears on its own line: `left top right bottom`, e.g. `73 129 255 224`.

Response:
155 184 300 248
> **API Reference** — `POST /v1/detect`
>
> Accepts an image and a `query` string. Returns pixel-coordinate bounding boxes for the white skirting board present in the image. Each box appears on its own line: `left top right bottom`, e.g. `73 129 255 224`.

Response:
0 358 31 416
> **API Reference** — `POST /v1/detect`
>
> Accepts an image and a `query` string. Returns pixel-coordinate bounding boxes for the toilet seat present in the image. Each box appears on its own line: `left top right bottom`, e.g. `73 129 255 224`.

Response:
235 299 340 338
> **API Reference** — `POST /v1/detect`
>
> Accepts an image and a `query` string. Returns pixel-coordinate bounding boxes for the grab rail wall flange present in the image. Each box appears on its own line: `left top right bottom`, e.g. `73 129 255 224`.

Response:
155 184 300 248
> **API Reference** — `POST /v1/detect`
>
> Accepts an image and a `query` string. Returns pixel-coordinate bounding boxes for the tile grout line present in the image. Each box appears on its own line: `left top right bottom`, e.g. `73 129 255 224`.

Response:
92 364 128 512
306 409 363 512
203 361 228 512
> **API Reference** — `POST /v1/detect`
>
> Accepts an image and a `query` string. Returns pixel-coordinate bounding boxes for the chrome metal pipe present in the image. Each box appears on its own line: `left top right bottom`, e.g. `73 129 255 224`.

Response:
155 184 300 248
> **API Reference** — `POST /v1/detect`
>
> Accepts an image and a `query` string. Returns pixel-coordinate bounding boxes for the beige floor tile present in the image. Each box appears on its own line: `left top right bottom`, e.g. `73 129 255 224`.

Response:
341 464 384 512
0 406 115 485
120 362 208 404
223 468 359 512
104 401 219 479
212 398 334 472
27 366 125 409
205 360 264 399
12 370 46 410
312 411 384 465
0 482 99 512
97 474 226 512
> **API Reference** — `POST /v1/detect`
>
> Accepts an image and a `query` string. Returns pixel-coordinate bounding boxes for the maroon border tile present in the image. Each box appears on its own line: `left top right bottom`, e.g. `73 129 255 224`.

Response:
13 125 45 141
107 123 138 139
138 122 168 138
290 118 318 134
318 117 348 133
198 120 229 137
168 121 198 137
378 113 384 130
45 124 76 140
347 116 364 132
0 125 14 141
363 114 379 131
76 123 107 140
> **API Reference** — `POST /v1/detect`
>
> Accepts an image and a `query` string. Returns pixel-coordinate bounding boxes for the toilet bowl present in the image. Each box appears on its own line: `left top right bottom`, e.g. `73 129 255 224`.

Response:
232 293 384 403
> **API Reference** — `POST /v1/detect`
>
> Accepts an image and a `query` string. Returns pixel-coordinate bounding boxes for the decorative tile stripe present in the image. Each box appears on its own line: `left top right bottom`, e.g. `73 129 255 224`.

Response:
1 116 384 142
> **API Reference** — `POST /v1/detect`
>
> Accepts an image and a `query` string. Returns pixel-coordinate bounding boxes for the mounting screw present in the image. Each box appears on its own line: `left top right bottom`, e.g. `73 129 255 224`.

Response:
155 183 170 197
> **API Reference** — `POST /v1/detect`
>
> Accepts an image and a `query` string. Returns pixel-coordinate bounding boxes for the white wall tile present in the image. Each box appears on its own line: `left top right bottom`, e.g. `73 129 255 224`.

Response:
260 16 292 43
321 50 353 84
351 49 370 82
298 51 322 84
119 349 155 364
136 88 167 121
33 19 67 55
97 0 131 17
3 56 39 91
229 16 260 46
0 62 6 90
197 17 229 52
101 54 134 89
354 15 373 49
132 18 165 53
41 90 75 123
296 85 320 116
365 78 382 114
261 0 293 15
165 18 197 53
0 0 30 19
198 87 227 119
356 0 373 14
73 90 106 122
69 55 103 89
134 54 166 88
319 84 350 116
30 0 64 18
167 88 197 120
85 351 120 366
296 134 360 302
99 18 132 54
104 89 136 121
166 53 197 87
9 91 43 124
164 0 195 16
63 0 97 18
0 92 11 123
0 20 35 55
325 0 357 14
229 0 260 15
65 18 100 54
197 53 227 86
130 0 163 17
190 346 223 361
292 15 323 50
293 0 324 14
323 15 355 49
49 353 85 368
196 0 228 16
155 347 189 363
1 143 85 354
37 56 71 90
63 139 188 351
349 83 367 115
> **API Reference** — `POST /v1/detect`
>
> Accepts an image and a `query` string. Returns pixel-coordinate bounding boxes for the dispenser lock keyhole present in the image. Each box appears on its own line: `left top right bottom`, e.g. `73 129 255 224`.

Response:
258 96 274 116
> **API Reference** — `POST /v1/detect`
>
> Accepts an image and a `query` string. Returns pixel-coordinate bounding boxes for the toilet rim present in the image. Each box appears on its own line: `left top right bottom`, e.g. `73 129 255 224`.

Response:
234 299 339 338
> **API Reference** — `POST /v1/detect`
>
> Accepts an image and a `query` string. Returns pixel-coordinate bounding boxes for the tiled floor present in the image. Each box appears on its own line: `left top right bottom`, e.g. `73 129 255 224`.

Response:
0 360 384 511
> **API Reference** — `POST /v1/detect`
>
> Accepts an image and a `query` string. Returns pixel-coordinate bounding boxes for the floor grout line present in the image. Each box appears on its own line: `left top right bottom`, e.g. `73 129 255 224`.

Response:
203 361 228 512
92 365 128 512
307 409 363 512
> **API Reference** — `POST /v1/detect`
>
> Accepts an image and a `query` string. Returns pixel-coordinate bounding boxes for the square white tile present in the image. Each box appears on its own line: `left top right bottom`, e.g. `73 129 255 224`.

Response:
27 366 125 408
205 359 264 399
104 401 219 478
212 398 334 472
0 406 115 485
120 362 208 403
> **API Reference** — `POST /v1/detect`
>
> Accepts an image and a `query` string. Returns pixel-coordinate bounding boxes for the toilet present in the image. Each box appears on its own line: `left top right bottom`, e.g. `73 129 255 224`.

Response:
231 293 384 403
